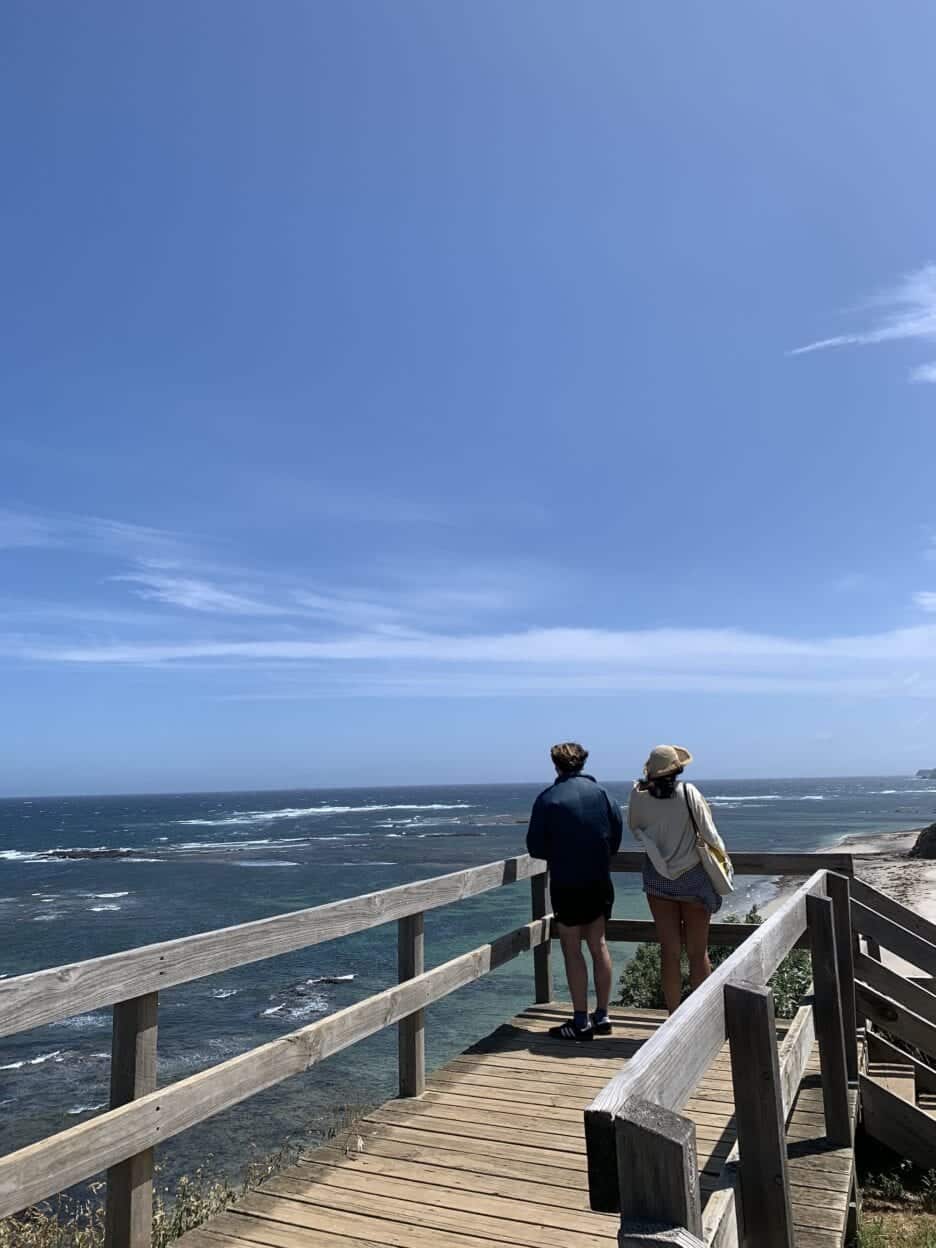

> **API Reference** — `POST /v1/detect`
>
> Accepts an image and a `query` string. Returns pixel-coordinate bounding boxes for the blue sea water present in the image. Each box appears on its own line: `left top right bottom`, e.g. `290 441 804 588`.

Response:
1 776 934 1192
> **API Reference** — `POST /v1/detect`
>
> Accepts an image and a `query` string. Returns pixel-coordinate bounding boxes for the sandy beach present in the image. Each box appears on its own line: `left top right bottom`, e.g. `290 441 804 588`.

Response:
839 825 936 970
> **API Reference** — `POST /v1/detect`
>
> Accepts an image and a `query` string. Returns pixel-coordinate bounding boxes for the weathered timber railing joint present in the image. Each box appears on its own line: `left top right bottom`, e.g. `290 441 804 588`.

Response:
104 993 158 1248
807 893 852 1146
616 1099 702 1240
531 872 552 1003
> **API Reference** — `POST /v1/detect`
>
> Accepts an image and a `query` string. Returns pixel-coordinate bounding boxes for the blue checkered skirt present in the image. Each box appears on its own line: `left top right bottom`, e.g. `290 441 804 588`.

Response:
642 859 722 914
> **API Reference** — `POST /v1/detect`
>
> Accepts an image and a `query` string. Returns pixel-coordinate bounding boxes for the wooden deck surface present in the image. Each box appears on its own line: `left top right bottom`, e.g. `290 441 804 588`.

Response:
178 1003 855 1248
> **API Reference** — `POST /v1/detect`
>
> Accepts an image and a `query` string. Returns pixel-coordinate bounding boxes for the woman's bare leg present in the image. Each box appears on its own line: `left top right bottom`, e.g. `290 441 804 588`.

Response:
647 895 684 1013
681 901 713 991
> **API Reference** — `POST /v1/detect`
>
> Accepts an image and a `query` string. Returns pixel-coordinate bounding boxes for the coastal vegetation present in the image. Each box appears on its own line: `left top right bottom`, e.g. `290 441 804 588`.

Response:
616 904 813 1017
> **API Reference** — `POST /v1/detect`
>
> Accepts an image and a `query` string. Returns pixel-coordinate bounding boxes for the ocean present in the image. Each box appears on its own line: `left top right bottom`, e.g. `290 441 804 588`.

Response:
2 776 935 1194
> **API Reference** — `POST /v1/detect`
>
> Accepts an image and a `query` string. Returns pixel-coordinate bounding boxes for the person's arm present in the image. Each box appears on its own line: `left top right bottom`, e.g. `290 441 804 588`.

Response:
526 795 549 860
606 793 624 856
627 787 643 839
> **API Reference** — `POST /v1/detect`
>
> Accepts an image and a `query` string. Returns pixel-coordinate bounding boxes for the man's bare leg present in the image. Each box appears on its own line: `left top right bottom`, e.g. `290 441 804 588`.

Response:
557 922 589 1014
583 915 613 1014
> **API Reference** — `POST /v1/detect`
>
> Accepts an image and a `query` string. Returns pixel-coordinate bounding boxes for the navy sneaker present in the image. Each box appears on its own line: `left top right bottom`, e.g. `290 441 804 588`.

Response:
548 1018 594 1042
590 1012 612 1035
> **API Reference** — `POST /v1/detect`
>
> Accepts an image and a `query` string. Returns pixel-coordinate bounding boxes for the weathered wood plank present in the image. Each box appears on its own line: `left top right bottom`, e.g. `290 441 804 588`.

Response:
866 1030 936 1095
0 854 545 1038
615 1100 702 1239
585 870 824 1212
104 993 158 1248
724 982 794 1248
0 916 550 1218
826 873 859 1083
851 876 936 948
397 912 424 1098
861 1073 936 1170
606 920 810 950
856 951 936 1024
851 901 936 976
532 873 553 1003
611 853 854 876
807 895 852 1148
856 981 936 1064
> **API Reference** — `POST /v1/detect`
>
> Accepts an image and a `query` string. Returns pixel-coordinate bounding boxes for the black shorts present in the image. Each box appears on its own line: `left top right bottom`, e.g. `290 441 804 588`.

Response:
550 879 614 928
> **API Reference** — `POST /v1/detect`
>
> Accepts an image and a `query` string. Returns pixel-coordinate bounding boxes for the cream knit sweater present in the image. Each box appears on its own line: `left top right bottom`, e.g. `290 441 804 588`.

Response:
627 781 726 880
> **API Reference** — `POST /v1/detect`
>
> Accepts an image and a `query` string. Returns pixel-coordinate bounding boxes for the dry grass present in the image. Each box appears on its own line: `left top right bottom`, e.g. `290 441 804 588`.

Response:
858 1213 936 1248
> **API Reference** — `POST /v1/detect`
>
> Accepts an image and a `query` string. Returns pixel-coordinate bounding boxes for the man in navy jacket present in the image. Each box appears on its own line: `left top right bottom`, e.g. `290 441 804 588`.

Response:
527 742 623 1041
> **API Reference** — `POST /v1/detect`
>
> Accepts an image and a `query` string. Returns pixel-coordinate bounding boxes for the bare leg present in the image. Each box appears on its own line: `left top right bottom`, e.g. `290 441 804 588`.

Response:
648 895 684 1014
682 901 713 992
583 916 613 1013
557 923 589 1014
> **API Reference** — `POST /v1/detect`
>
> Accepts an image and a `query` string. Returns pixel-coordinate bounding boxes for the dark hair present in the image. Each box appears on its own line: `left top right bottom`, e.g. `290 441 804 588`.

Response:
638 768 683 799
551 742 588 774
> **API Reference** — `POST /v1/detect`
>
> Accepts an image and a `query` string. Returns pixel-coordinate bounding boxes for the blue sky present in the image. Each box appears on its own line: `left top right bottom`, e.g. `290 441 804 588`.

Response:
3 2 936 795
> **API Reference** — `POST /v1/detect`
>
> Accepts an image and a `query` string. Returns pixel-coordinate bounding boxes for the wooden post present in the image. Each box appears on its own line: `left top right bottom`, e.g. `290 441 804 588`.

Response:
826 872 859 1082
398 912 425 1097
807 894 851 1146
531 873 552 1004
615 1099 703 1244
104 992 158 1248
866 937 882 962
725 981 795 1248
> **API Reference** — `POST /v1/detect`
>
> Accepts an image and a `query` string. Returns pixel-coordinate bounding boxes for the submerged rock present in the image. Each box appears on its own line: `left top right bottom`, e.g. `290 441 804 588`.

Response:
909 824 936 859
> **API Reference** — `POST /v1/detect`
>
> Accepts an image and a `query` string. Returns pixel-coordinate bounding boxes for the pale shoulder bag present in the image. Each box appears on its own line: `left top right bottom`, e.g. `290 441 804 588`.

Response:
683 784 735 895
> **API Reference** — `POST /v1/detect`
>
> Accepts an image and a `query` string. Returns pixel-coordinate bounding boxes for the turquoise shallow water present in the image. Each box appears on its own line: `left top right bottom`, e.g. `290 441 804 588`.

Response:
1 776 933 1190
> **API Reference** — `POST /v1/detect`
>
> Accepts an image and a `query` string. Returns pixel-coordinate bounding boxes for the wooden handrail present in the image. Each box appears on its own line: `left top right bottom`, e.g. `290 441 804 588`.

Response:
0 915 550 1219
0 854 544 1038
611 851 854 876
585 869 829 1213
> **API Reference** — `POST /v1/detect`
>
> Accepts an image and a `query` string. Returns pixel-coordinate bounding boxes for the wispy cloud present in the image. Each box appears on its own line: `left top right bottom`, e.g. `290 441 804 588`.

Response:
0 507 187 558
913 592 936 612
115 572 284 616
790 263 936 382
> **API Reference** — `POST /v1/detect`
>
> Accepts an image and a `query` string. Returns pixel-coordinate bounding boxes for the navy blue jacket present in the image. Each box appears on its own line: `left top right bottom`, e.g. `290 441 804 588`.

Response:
526 773 623 887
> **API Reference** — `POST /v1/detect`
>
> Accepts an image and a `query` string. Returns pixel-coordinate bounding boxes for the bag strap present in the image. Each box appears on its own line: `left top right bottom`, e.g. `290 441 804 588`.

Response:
683 783 703 845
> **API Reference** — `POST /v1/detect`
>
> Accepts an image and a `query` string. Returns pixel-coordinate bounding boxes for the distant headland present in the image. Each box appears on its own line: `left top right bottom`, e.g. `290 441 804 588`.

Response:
916 769 936 779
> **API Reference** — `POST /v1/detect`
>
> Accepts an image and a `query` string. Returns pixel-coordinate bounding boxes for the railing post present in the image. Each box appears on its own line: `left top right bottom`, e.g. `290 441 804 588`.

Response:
806 894 851 1145
104 992 158 1248
615 1100 703 1246
826 872 859 1082
725 981 794 1248
398 912 425 1097
531 872 552 1004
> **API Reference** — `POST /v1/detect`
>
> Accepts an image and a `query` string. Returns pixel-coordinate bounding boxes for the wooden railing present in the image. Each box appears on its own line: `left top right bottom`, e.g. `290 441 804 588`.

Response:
584 867 859 1248
0 849 854 1248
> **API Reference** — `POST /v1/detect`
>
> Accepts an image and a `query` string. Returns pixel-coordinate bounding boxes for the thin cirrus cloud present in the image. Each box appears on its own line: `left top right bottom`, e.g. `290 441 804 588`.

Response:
790 263 936 382
114 572 285 617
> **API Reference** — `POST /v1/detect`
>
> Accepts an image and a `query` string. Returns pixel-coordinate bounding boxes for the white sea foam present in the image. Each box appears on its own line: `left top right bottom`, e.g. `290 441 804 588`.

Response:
176 803 473 827
235 860 300 868
0 1050 63 1071
211 988 239 999
67 1102 106 1116
708 795 783 802
874 788 936 795
33 912 63 922
88 904 121 912
90 892 129 899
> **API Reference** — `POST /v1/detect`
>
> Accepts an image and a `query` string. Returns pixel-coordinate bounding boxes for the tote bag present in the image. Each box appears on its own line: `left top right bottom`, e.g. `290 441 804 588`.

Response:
684 784 735 896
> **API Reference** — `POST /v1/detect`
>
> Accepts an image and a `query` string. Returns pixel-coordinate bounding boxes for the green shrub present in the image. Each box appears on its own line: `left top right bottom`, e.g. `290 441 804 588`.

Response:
617 904 812 1018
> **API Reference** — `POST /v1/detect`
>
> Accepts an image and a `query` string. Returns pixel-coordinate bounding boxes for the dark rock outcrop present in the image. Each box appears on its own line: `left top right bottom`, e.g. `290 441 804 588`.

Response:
909 824 936 859
916 769 936 779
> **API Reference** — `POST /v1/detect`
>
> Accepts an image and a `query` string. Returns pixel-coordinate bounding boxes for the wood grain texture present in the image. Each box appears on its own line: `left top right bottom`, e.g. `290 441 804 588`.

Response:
856 951 936 1024
0 854 545 1039
861 1073 936 1170
585 871 825 1213
851 902 936 976
852 877 936 949
104 993 158 1248
807 895 852 1148
856 981 936 1064
606 921 810 950
826 873 859 1083
724 982 794 1248
531 874 553 1004
867 1030 936 1095
615 1100 702 1238
610 852 854 876
397 912 424 1098
0 917 550 1218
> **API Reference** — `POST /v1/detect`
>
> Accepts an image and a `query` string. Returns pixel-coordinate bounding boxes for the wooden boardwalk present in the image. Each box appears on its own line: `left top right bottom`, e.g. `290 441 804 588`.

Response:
178 1003 857 1248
